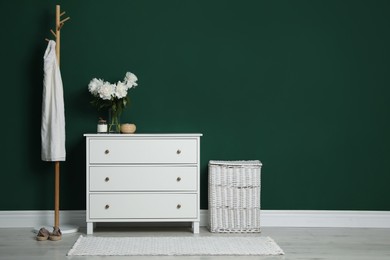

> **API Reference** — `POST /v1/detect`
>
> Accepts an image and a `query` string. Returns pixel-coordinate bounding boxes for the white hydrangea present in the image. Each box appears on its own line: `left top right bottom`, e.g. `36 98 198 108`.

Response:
88 78 103 96
98 82 115 100
115 81 128 99
88 72 139 110
124 72 138 88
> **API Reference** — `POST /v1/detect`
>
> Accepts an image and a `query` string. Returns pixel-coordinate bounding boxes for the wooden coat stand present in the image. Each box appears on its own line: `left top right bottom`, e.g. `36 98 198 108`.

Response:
41 5 77 234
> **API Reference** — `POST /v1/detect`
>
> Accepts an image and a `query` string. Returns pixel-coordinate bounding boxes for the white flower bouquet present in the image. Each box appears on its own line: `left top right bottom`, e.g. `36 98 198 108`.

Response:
88 72 138 132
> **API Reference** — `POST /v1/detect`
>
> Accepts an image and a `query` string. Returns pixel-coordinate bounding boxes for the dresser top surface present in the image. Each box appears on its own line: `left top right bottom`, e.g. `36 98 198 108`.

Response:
84 133 202 137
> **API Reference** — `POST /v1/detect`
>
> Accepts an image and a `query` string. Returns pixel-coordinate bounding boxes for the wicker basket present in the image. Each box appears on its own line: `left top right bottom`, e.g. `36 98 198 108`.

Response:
208 160 262 233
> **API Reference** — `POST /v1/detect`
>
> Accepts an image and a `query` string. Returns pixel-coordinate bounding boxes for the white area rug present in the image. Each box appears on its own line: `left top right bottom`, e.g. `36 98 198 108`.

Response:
67 235 284 256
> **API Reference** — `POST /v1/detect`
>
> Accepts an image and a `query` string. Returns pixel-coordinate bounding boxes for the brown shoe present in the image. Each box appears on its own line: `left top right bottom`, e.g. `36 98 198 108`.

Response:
49 227 62 241
36 227 50 241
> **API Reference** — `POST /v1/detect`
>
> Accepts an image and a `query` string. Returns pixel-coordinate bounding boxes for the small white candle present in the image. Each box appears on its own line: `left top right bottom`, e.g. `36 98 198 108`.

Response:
97 123 107 133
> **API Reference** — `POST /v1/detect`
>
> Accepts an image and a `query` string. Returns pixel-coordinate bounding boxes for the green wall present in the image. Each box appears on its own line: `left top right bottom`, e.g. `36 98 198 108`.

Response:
1 0 389 211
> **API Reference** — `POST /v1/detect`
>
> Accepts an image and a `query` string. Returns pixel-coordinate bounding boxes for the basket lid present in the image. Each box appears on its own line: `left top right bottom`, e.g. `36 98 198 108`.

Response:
209 160 262 166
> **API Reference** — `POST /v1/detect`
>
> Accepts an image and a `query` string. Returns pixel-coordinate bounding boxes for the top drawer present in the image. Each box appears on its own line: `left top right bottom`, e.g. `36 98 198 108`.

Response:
88 138 198 164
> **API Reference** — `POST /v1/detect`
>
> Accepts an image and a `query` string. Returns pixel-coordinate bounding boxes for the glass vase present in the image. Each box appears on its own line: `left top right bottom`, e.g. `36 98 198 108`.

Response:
108 108 121 133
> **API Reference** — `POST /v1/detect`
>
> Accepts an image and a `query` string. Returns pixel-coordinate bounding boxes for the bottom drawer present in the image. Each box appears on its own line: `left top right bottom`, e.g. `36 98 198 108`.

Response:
89 193 197 219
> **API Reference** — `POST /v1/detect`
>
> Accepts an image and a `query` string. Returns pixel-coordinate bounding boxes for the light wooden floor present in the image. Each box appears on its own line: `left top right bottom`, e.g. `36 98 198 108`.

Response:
0 226 389 259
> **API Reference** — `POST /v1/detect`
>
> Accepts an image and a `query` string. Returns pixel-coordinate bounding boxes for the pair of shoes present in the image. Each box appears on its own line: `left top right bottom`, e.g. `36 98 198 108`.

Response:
36 227 62 241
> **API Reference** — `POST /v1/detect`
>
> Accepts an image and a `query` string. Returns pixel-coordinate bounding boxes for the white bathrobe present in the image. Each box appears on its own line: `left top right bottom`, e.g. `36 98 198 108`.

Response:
41 40 66 161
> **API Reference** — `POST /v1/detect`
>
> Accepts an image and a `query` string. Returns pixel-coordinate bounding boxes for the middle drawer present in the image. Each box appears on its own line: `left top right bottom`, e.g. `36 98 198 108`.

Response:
89 166 197 191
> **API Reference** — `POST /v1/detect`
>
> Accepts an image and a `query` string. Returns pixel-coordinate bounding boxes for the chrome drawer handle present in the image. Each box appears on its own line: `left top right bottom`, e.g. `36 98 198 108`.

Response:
176 177 181 182
105 177 110 182
176 149 181 154
105 149 110 154
105 204 110 209
176 204 181 209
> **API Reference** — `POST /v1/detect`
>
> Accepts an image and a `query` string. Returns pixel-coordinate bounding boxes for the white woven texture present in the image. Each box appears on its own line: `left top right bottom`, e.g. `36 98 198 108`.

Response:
209 160 262 166
209 161 262 232
67 235 284 256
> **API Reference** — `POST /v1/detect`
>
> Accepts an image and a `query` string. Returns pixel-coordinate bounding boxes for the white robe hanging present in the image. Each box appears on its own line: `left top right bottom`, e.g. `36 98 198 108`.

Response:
41 40 66 161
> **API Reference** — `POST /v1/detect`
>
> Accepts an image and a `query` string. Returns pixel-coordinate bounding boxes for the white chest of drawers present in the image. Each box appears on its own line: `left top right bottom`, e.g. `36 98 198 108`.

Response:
84 133 202 234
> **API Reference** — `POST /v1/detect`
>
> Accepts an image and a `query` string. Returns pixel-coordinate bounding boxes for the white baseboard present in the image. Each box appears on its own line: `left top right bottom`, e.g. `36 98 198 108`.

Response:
1 210 389 229
260 210 390 228
0 210 86 229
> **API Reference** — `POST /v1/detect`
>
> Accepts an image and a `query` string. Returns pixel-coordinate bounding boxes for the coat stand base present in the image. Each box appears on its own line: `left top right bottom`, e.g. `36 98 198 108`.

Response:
33 224 79 234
